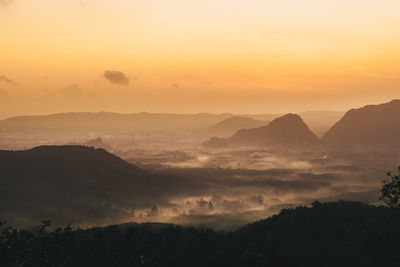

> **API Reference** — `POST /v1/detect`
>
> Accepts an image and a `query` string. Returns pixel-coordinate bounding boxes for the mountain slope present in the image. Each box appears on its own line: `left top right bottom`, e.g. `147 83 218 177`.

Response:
237 201 400 267
322 99 400 145
227 114 319 147
0 146 204 226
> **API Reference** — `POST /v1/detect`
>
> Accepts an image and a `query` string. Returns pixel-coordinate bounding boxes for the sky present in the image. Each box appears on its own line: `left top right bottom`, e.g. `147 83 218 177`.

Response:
1 0 400 118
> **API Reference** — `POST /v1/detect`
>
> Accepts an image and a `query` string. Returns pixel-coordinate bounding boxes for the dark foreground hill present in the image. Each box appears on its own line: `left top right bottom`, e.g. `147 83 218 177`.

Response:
323 99 400 146
0 146 204 226
237 201 400 267
1 201 399 267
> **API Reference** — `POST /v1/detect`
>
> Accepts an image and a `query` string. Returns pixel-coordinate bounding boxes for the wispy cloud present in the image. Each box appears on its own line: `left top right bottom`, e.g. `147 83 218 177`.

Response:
0 75 17 85
103 70 130 85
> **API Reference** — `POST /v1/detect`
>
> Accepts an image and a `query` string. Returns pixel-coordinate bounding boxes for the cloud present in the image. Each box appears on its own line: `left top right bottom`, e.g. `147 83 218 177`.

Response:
103 70 130 85
0 75 17 85
0 0 13 6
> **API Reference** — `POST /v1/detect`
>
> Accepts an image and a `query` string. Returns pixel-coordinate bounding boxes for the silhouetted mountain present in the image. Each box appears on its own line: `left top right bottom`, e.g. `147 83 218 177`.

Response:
208 116 268 137
0 146 204 226
206 114 319 147
322 99 400 146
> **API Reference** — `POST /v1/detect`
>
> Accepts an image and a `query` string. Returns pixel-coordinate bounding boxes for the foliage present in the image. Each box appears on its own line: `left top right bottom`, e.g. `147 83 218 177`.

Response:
380 167 400 206
2 202 400 267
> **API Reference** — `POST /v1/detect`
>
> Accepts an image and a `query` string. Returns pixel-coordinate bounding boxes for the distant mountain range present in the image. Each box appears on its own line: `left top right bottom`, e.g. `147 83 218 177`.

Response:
0 112 279 132
205 100 400 148
0 111 339 135
1 100 399 148
0 146 204 226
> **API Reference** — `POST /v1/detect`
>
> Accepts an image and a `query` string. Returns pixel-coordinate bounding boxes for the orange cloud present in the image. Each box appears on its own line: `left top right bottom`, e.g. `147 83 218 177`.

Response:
0 75 17 85
103 71 130 85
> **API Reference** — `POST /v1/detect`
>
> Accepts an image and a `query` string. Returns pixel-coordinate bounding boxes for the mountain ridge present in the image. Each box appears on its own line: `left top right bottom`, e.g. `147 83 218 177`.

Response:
0 145 205 226
322 99 400 145
204 113 320 148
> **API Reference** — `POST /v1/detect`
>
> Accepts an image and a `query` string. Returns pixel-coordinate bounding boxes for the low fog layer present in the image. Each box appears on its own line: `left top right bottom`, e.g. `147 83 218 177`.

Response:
1 145 396 229
0 100 399 229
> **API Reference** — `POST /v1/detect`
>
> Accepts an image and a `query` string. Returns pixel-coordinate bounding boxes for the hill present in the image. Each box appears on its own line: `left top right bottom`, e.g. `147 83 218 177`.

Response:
207 116 268 137
322 99 400 146
1 201 399 267
205 114 319 148
236 201 400 266
0 146 203 226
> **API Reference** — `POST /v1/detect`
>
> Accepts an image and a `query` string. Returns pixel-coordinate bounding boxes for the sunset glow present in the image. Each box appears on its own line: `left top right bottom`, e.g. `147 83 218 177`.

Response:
1 0 400 117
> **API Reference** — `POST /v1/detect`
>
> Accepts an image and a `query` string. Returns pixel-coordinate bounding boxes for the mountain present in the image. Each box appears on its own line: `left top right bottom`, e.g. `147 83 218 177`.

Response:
322 99 400 146
207 116 268 137
224 114 319 147
0 112 234 131
0 146 204 226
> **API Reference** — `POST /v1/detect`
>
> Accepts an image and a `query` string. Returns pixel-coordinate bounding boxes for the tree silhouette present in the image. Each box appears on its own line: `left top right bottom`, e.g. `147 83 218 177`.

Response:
380 167 400 206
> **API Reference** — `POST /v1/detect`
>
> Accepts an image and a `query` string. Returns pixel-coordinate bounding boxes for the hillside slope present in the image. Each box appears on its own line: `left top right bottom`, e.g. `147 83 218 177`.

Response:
227 114 319 147
237 201 400 266
323 100 400 146
0 146 203 226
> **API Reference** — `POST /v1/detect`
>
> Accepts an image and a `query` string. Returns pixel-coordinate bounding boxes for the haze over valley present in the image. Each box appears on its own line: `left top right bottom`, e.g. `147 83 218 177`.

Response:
1 100 399 229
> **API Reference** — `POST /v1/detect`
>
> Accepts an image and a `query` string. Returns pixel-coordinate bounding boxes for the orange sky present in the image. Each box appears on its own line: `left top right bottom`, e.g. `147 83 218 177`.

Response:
1 0 400 118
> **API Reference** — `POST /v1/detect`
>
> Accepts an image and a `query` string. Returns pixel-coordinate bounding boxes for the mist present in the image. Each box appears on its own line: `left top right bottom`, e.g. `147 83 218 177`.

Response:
1 101 399 229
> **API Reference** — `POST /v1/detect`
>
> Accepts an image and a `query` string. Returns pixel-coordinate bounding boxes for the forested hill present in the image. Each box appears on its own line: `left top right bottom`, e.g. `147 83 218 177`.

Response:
0 146 205 227
1 201 399 267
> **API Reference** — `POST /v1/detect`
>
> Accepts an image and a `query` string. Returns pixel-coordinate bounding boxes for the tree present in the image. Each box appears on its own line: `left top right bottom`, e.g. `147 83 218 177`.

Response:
380 167 400 206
